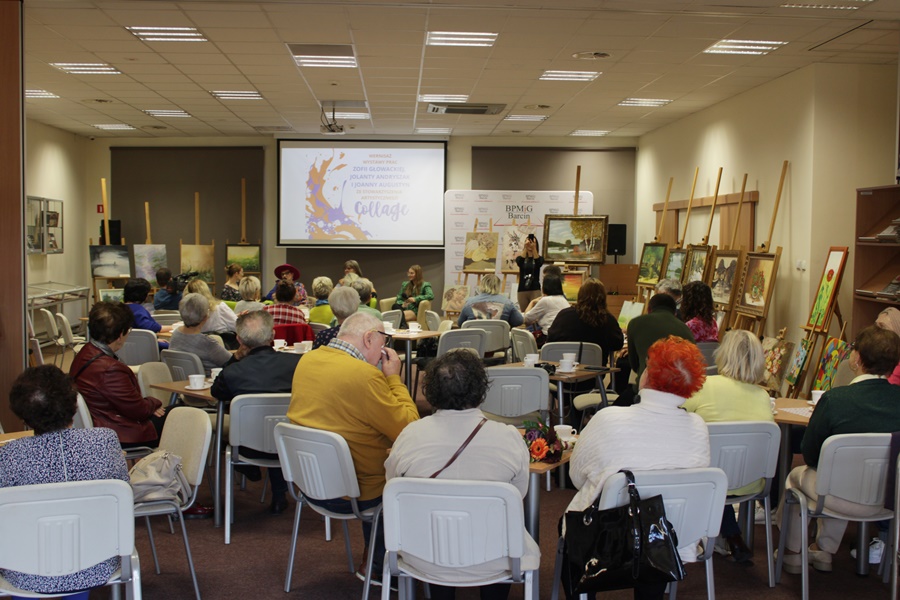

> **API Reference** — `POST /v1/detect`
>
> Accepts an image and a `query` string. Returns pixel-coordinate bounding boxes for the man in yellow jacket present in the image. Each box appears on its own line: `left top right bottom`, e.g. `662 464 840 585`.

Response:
288 311 419 586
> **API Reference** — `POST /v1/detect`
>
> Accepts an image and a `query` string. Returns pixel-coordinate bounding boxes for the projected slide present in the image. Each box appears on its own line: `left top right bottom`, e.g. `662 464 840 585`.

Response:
279 140 446 247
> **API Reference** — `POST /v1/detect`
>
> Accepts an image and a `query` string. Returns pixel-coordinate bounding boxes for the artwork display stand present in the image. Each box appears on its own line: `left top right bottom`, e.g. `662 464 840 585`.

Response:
710 247 746 330
731 246 783 337
180 192 216 287
90 178 129 302
501 218 533 295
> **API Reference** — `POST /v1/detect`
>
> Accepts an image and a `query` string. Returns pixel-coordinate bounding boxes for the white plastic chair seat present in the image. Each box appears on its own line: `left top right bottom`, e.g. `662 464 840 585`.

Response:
482 366 550 426
511 328 538 363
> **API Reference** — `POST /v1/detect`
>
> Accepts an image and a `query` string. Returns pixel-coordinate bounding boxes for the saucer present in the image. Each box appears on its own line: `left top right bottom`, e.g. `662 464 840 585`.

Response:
807 401 817 407
185 382 212 391
556 368 576 374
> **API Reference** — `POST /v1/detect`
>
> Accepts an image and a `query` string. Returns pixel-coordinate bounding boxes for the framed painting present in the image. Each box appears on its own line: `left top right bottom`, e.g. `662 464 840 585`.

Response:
133 244 167 287
463 232 499 272
807 247 849 330
501 225 538 272
226 244 261 274
683 244 710 283
561 271 585 302
181 244 215 284
734 252 777 317
784 338 812 386
89 245 130 278
441 285 470 312
617 300 645 330
709 249 742 308
661 248 687 283
98 288 124 303
762 337 795 393
812 337 852 391
636 243 667 286
542 215 608 264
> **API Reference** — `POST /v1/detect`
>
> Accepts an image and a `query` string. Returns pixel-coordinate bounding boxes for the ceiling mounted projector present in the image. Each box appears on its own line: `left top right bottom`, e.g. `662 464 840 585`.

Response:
320 123 345 135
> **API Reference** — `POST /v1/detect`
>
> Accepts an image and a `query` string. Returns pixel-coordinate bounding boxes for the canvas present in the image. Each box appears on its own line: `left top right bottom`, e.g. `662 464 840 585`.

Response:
98 288 124 303
226 244 261 273
617 300 645 330
441 285 470 312
463 232 499 271
89 245 130 278
637 243 667 286
807 247 849 330
785 338 812 386
542 215 608 264
501 225 538 272
762 337 796 393
561 271 585 302
133 244 167 287
710 251 741 307
181 244 215 283
684 245 709 283
735 252 778 317
812 337 852 391
662 249 687 283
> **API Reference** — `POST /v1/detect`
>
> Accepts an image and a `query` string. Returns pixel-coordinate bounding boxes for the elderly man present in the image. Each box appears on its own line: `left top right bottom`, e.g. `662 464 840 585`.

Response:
210 310 301 514
313 286 359 349
289 311 419 585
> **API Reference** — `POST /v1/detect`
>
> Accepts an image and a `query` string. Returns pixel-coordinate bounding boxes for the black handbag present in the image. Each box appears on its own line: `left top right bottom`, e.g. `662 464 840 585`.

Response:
563 469 686 595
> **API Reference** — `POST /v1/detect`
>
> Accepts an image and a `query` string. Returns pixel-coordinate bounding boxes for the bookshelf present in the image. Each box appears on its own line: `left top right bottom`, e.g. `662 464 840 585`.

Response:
853 184 900 339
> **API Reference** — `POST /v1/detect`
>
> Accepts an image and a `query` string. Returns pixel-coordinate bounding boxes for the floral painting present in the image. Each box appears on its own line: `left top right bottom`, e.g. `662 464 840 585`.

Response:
637 243 667 286
463 232 499 272
807 247 848 330
785 338 812 387
735 252 778 317
762 336 795 393
812 337 852 391
181 244 215 284
133 244 167 287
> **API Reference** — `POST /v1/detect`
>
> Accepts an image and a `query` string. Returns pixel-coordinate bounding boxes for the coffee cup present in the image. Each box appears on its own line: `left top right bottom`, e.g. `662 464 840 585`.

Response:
554 424 577 440
559 359 575 372
188 374 205 388
408 322 422 332
525 353 539 363
299 340 313 353
210 368 222 380
770 398 777 414
524 356 537 367
810 390 824 405
382 321 395 333
293 342 303 353
273 339 286 349
562 352 577 362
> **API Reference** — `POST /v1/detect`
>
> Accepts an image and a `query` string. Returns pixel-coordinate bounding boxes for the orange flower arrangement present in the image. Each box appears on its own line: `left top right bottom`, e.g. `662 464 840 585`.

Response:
529 438 549 461
522 421 563 463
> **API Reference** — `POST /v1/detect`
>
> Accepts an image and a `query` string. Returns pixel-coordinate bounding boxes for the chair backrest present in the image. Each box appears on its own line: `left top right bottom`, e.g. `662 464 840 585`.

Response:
73 393 94 429
152 312 182 326
381 309 403 329
707 421 780 494
599 468 728 544
229 394 291 453
54 312 80 345
382 478 526 569
425 310 441 332
39 308 59 339
815 433 892 506
161 348 205 381
462 319 510 354
274 422 362 501
437 320 454 333
510 328 538 362
118 328 160 366
0 479 134 577
309 322 328 334
158 406 213 487
541 341 604 367
697 342 720 368
483 366 549 418
273 323 314 344
437 328 486 358
138 361 175 404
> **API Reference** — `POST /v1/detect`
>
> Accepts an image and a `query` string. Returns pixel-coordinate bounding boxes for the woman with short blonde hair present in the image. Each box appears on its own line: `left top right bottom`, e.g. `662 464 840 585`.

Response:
235 275 264 314
309 276 335 325
186 278 237 335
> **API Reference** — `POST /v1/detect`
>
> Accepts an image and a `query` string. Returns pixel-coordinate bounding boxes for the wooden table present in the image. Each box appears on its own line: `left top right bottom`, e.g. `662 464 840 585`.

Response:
526 450 572 543
390 329 442 392
773 397 813 503
0 430 33 446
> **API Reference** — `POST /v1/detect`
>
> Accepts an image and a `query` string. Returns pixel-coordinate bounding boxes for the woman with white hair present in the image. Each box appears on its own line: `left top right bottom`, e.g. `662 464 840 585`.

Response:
308 276 335 325
312 286 360 349
875 306 900 385
457 274 523 327
682 329 774 563
168 293 233 375
234 275 264 314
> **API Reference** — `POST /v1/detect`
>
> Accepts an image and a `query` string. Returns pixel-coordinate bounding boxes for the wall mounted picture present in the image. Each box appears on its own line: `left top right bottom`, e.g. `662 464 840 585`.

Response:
662 249 687 283
684 245 710 283
181 244 215 283
463 232 499 272
133 244 167 287
561 271 586 302
226 244 261 274
542 215 609 264
636 243 667 286
807 246 849 330
812 337 852 391
735 252 777 317
98 288 124 303
501 225 538 272
441 285 470 312
784 338 812 386
709 250 742 307
89 245 130 278
762 336 795 393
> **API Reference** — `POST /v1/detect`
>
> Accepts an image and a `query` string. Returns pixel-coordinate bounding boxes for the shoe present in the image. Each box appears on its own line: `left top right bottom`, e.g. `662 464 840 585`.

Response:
234 464 262 482
725 534 754 564
850 537 885 563
355 568 398 592
754 503 774 524
270 493 288 515
713 536 730 557
182 503 214 520
778 546 832 574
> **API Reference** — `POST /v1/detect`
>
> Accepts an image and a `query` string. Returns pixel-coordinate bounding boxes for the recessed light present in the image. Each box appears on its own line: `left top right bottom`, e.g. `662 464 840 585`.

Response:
210 90 262 100
504 115 548 122
570 130 610 136
333 112 370 120
93 124 135 130
619 98 672 107
26 89 58 98
415 128 453 134
571 51 610 60
143 109 191 118
295 55 357 68
418 94 469 103
426 31 498 47
704 39 787 55
52 63 120 75
540 70 600 82
126 26 206 42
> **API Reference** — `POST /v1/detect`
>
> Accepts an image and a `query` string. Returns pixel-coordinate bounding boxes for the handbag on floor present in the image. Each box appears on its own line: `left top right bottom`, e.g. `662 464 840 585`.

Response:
562 469 685 595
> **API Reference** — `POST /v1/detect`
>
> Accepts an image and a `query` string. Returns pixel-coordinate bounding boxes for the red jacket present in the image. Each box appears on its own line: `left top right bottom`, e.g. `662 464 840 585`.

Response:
70 343 161 444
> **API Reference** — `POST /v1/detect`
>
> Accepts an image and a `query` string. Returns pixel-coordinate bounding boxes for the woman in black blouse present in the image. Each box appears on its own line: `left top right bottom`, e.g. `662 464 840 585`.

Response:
515 233 543 309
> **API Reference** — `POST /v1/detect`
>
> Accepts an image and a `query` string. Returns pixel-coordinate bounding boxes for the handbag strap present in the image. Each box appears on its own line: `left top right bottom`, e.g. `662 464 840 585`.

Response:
429 418 488 478
577 341 584 363
620 470 643 579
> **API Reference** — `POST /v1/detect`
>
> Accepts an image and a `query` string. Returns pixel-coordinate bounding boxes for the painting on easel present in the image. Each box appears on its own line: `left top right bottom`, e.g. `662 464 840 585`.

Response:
684 245 710 283
463 232 499 271
442 285 470 313
561 271 585 302
735 252 777 317
543 215 608 264
89 245 130 278
133 244 167 287
762 336 795 393
710 250 741 307
501 225 538 272
181 244 215 283
226 244 261 274
637 243 667 286
662 248 687 283
784 338 812 386
807 247 849 330
812 337 852 391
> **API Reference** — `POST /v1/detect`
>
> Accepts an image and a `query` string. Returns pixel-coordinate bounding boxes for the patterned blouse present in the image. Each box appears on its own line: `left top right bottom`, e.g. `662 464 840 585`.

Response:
313 326 339 350
686 317 719 343
220 284 241 302
0 428 129 594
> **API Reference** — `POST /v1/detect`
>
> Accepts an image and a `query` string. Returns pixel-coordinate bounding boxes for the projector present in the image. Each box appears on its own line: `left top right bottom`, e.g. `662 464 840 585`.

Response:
320 123 345 135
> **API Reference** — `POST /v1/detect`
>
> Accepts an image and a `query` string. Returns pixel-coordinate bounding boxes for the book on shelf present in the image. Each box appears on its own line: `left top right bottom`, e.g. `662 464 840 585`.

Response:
876 224 900 242
876 275 900 299
856 288 878 298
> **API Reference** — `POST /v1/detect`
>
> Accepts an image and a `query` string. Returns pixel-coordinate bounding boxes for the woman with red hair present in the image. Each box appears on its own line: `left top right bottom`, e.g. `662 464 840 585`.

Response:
566 336 710 600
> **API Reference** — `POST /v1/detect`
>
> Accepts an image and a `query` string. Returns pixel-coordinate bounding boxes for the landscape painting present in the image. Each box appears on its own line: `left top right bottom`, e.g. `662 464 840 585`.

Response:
133 244 167 287
226 244 261 274
181 244 215 283
710 250 741 307
542 215 608 264
662 249 687 283
637 243 667 286
785 338 812 386
684 245 709 283
89 245 130 278
561 271 585 302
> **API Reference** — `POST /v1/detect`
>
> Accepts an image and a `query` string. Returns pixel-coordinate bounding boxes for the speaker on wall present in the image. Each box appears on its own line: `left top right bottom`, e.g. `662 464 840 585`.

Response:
99 220 122 245
607 224 626 256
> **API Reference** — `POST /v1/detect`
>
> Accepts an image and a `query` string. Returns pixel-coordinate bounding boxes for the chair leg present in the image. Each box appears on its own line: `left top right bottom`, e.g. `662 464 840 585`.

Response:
284 500 304 592
545 471 551 492
342 520 355 573
325 515 332 541
856 521 870 576
668 581 677 600
127 549 142 600
176 510 202 600
144 516 161 575
260 470 269 503
798 496 810 600
111 582 122 600
361 511 381 600
704 555 715 600
764 496 775 588
550 535 565 600
381 560 392 600
224 449 233 545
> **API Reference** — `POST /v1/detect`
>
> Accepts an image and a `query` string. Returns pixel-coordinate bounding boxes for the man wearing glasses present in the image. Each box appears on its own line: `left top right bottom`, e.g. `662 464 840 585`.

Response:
288 311 419 586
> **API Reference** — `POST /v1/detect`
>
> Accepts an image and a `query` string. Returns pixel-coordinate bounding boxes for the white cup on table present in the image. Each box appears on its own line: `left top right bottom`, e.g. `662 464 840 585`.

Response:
273 339 286 349
554 424 577 441
210 368 222 380
188 374 205 389
524 353 539 367
408 322 422 332
558 359 575 372
299 340 313 353
382 321 395 333
810 390 824 405
562 352 577 362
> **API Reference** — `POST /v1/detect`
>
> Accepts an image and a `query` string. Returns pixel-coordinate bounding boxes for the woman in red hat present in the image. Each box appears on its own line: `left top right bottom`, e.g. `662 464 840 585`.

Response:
265 263 307 306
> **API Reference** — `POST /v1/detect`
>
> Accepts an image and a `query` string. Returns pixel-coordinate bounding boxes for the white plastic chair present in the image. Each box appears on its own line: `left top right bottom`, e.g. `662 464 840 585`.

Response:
462 319 510 364
424 310 441 332
483 366 550 426
0 479 142 600
38 308 65 366
541 341 604 367
274 422 382 600
73 393 153 461
412 328 488 399
551 467 728 600
224 393 291 544
381 309 402 330
309 322 328 334
118 329 160 367
381 478 541 600
776 433 894 600
161 349 204 381
511 328 538 363
54 312 86 364
707 421 781 587
697 341 720 368
134 406 211 600
151 311 181 326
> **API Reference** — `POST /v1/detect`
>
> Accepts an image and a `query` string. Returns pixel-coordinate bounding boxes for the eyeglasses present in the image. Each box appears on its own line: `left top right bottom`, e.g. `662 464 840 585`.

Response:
371 330 393 347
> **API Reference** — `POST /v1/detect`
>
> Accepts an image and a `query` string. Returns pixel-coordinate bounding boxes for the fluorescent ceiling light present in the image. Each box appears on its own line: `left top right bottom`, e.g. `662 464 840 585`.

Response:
51 63 120 75
418 94 468 103
619 98 671 107
126 26 206 42
210 90 263 100
143 109 191 118
540 70 599 81
93 124 135 130
26 89 58 98
415 128 453 134
295 55 357 68
570 130 610 136
704 39 787 55
333 112 370 119
504 115 548 121
426 31 498 47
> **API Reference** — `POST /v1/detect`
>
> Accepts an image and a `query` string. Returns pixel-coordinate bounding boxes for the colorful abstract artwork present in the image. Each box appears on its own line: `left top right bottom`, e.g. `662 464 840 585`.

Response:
463 232 499 271
561 271 585 302
180 244 215 284
502 225 538 272
812 337 852 391
785 338 812 386
133 244 167 287
807 247 849 330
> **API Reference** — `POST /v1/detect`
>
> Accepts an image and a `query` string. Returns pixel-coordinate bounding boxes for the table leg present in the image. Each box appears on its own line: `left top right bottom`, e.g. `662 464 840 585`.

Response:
557 384 567 489
213 400 225 528
778 423 790 507
403 338 413 392
525 471 541 544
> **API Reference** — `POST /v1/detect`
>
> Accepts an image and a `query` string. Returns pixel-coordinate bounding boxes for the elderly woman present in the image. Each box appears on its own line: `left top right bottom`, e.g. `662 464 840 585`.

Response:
234 275 265 314
681 280 718 342
385 350 530 600
0 365 129 599
779 326 900 574
308 276 335 325
186 279 238 349
313 286 360 349
123 278 171 349
522 276 569 343
221 263 243 302
568 336 710 600
457 274 523 327
265 263 307 306
168 293 233 375
547 277 624 365
71 302 165 449
682 330 774 563
875 306 900 385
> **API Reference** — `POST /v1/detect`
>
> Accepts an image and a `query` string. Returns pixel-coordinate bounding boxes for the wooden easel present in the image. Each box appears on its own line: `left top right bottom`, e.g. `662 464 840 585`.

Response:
91 178 129 302
712 174 749 328
180 192 216 287
786 299 845 399
677 167 700 250
635 176 677 309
